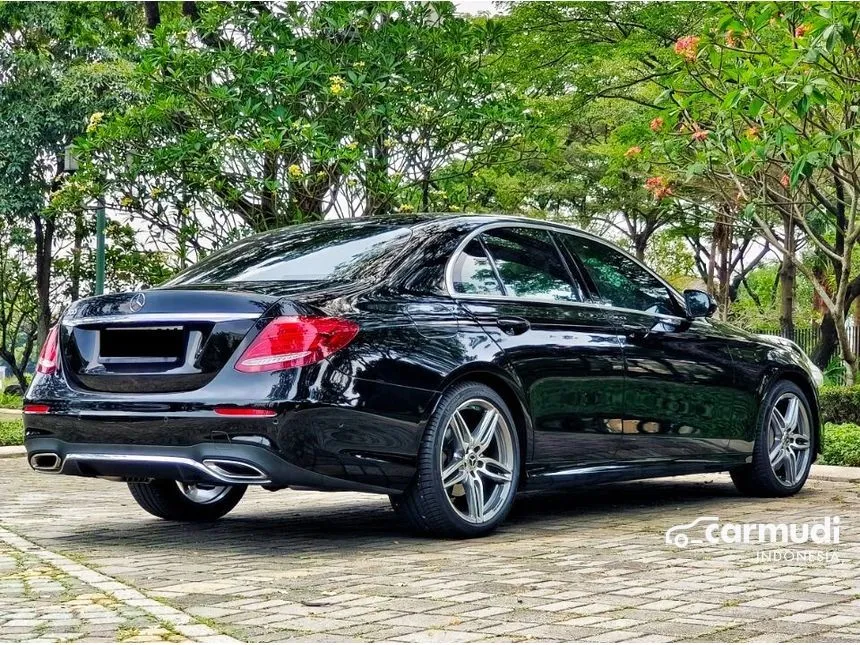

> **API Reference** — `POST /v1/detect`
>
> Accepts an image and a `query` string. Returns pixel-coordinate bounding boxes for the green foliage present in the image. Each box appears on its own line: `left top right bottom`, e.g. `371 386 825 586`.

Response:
0 391 23 410
819 386 860 426
820 423 860 467
730 261 817 329
0 420 23 447
68 1 536 238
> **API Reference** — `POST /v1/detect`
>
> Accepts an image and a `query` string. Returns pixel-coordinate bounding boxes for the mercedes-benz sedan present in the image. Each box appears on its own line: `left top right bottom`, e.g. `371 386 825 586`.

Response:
24 215 821 537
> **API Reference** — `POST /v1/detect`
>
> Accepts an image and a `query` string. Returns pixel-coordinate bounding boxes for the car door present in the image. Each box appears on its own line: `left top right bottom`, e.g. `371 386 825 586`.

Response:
558 233 738 463
450 225 625 472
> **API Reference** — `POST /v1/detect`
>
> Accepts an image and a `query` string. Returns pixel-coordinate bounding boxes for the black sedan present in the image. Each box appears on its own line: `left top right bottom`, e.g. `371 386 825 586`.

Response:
24 214 822 537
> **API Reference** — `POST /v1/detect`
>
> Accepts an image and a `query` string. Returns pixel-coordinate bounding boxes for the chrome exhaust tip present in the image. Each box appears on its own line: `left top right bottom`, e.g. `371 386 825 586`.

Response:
202 459 268 482
29 453 61 472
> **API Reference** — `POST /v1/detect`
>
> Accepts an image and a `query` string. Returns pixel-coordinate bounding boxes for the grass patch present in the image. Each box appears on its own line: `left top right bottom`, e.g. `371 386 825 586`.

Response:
0 391 22 409
0 420 23 446
821 423 860 467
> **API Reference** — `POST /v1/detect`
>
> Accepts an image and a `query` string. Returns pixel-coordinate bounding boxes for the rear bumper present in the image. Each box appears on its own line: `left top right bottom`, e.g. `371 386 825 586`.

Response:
25 437 401 494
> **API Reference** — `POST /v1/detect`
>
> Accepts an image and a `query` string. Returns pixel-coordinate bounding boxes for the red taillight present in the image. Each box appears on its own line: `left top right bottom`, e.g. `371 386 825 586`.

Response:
235 316 359 373
214 406 276 417
23 404 51 414
36 325 59 375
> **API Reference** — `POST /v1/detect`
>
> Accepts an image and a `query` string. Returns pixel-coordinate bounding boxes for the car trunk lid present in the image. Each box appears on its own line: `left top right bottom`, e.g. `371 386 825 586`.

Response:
60 289 281 394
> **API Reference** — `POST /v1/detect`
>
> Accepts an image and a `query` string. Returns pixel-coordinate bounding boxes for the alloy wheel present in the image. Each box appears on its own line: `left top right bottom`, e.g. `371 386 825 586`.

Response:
175 482 231 505
439 398 515 524
767 392 812 487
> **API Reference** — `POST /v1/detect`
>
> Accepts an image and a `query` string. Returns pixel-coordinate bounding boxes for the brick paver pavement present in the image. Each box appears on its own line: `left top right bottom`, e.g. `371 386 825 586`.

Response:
1 456 859 642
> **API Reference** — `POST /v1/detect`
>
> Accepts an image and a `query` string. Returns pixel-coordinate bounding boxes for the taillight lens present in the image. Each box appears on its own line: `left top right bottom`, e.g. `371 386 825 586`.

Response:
235 316 359 373
36 325 59 375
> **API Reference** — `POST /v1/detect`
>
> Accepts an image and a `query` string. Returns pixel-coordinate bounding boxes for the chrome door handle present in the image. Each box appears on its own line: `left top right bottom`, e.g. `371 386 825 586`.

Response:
496 317 530 336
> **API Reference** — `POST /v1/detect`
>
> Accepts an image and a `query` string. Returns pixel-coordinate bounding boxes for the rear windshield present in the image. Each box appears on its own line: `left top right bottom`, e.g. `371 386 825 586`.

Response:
165 222 412 285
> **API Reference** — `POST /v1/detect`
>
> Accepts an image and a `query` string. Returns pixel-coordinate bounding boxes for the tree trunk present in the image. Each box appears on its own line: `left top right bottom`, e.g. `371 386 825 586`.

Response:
779 215 795 340
633 234 647 262
33 213 55 348
70 211 84 302
421 177 430 212
812 312 838 370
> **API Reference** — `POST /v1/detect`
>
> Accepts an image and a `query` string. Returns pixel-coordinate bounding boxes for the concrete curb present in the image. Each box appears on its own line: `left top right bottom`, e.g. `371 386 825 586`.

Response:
0 446 24 459
809 464 860 483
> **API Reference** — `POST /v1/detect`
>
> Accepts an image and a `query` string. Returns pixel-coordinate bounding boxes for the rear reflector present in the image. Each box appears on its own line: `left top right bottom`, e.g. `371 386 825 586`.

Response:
23 404 51 414
214 407 276 417
36 325 59 375
235 316 359 373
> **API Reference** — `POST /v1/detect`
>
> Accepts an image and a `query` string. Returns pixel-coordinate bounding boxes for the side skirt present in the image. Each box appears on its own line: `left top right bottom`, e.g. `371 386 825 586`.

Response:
523 458 748 490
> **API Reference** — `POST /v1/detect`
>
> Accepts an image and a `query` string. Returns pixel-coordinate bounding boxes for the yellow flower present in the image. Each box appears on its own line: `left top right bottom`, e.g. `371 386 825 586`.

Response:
150 187 163 199
353 61 365 69
86 112 105 133
120 195 134 207
345 141 358 151
329 75 346 96
398 204 415 213
288 164 303 178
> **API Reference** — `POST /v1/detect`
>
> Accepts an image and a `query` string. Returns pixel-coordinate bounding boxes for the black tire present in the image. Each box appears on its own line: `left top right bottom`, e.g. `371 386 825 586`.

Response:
391 381 521 538
128 480 246 521
730 380 814 497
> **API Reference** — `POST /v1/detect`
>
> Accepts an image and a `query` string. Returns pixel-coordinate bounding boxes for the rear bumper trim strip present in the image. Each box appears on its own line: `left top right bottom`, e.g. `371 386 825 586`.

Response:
62 452 271 484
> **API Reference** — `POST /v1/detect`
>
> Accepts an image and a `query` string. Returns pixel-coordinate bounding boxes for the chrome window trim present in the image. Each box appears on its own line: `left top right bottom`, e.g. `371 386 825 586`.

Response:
444 219 686 320
453 291 686 325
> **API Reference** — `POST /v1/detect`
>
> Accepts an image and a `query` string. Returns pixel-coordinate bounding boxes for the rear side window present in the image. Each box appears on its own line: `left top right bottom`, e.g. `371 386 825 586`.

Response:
480 227 583 302
452 239 503 295
165 223 411 284
560 234 677 315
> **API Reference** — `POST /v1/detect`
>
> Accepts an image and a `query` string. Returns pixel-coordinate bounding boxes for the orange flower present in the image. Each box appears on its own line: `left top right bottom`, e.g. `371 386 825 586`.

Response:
645 176 673 200
691 127 709 142
624 146 642 158
674 35 701 61
794 23 811 38
725 29 737 47
745 126 760 141
650 117 664 132
780 173 790 189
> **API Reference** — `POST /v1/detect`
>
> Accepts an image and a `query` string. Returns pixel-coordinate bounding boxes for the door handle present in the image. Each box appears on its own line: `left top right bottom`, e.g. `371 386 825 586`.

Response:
622 323 652 339
496 317 530 336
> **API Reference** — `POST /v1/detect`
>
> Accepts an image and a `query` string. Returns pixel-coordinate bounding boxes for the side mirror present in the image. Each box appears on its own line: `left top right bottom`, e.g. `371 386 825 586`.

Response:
683 289 717 319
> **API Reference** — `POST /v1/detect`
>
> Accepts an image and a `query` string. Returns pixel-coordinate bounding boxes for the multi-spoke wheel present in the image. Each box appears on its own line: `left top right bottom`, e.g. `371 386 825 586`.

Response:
128 480 246 521
731 381 815 497
391 382 520 537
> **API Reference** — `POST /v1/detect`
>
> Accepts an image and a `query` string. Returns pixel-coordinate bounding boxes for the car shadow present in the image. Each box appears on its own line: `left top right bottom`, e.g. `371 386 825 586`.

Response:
48 476 759 554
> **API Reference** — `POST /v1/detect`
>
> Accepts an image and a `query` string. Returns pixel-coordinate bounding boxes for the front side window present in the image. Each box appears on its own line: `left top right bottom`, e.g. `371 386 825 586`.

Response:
561 234 677 316
451 239 503 295
480 228 583 302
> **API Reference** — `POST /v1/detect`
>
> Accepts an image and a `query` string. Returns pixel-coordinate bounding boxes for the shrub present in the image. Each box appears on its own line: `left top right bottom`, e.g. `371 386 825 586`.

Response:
819 385 860 425
820 423 860 467
0 392 22 409
0 420 23 447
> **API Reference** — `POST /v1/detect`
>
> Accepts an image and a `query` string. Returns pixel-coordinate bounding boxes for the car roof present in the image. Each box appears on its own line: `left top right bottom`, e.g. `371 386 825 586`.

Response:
292 213 586 235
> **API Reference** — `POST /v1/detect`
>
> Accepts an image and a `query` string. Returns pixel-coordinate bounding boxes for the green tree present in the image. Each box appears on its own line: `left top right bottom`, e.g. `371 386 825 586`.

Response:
69 1 535 245
0 2 141 344
655 1 860 380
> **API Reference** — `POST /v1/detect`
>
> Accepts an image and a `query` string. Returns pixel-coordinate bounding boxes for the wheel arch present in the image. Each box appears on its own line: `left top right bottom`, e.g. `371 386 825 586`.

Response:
761 367 822 455
427 363 533 466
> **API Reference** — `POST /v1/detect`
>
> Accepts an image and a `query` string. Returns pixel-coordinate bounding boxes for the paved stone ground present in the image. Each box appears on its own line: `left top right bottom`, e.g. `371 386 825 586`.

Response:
1 457 859 643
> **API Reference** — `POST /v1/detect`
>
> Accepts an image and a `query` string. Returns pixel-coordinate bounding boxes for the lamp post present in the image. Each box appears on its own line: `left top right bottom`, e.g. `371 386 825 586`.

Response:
65 146 106 295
